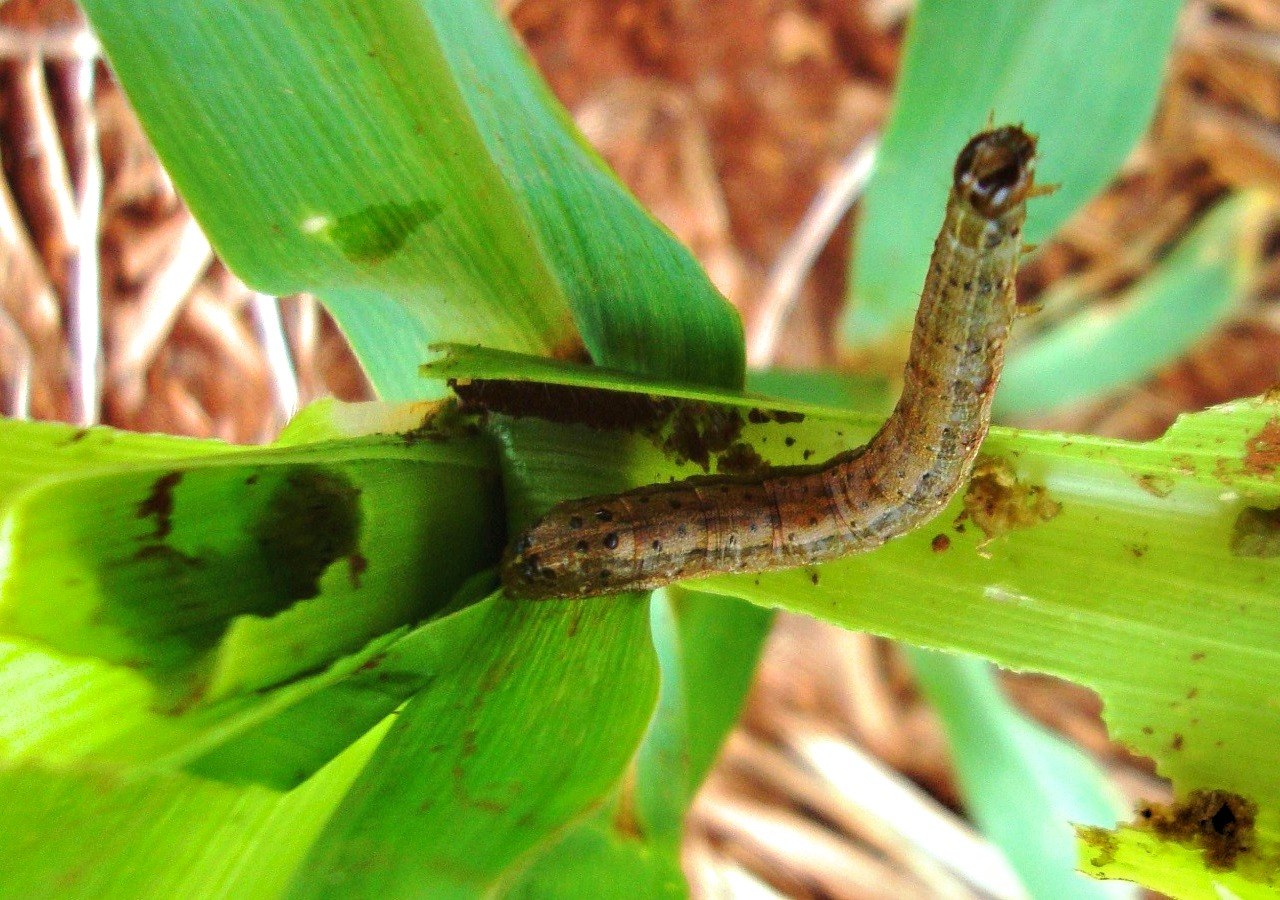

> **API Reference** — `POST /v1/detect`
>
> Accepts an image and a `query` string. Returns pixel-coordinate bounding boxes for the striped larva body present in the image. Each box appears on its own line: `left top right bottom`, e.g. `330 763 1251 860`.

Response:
503 125 1038 600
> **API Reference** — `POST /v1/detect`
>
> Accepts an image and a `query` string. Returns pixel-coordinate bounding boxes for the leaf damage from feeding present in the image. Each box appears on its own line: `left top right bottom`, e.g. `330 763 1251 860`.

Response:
1244 417 1280 477
452 377 799 473
1136 789 1258 870
1134 473 1175 498
955 455 1062 545
320 199 442 264
1230 505 1280 558
252 466 364 602
716 441 770 477
136 471 184 541
1079 824 1120 869
661 403 744 471
747 407 805 425
451 378 675 432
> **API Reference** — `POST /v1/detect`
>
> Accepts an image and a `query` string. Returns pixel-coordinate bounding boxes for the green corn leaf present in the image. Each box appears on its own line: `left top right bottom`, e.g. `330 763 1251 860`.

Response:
0 723 386 900
0 407 503 789
0 427 500 705
81 0 742 397
846 0 1181 349
0 418 237 509
288 591 659 898
78 0 761 893
431 345 1280 894
740 369 1130 897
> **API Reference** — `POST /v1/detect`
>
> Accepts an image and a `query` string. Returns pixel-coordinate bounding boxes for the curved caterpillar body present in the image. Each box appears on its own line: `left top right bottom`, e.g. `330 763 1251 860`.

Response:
503 125 1038 600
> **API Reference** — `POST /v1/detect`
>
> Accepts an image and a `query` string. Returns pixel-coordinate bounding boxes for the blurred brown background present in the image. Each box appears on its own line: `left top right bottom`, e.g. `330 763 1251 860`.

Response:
3 0 1279 896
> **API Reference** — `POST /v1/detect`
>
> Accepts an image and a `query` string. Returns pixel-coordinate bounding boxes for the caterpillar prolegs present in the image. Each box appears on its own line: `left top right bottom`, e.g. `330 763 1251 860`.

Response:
503 125 1039 600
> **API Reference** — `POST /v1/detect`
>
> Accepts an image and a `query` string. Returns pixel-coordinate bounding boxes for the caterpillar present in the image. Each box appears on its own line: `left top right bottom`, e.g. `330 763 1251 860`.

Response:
503 125 1039 600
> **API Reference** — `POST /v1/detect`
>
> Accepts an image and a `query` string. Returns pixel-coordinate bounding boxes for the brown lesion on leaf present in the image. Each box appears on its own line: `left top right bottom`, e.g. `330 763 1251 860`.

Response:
1244 417 1280 477
747 407 805 425
1078 824 1119 869
136 470 184 541
453 377 800 473
716 440 770 476
452 378 822 478
956 455 1061 547
547 331 592 364
660 402 744 471
1137 788 1257 870
251 466 363 602
611 760 646 842
346 552 368 589
1230 505 1280 557
1134 473 1175 498
452 378 676 432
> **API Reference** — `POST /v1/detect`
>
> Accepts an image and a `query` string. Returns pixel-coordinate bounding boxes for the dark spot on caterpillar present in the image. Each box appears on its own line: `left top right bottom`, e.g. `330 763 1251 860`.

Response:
677 525 688 537
599 570 611 582
603 532 619 550
931 533 951 552
785 436 795 447
803 449 813 460
568 516 583 530
810 572 819 585
670 499 682 509
595 508 613 522
521 555 541 579
575 540 588 553
516 534 533 554
651 540 662 551
808 517 818 526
